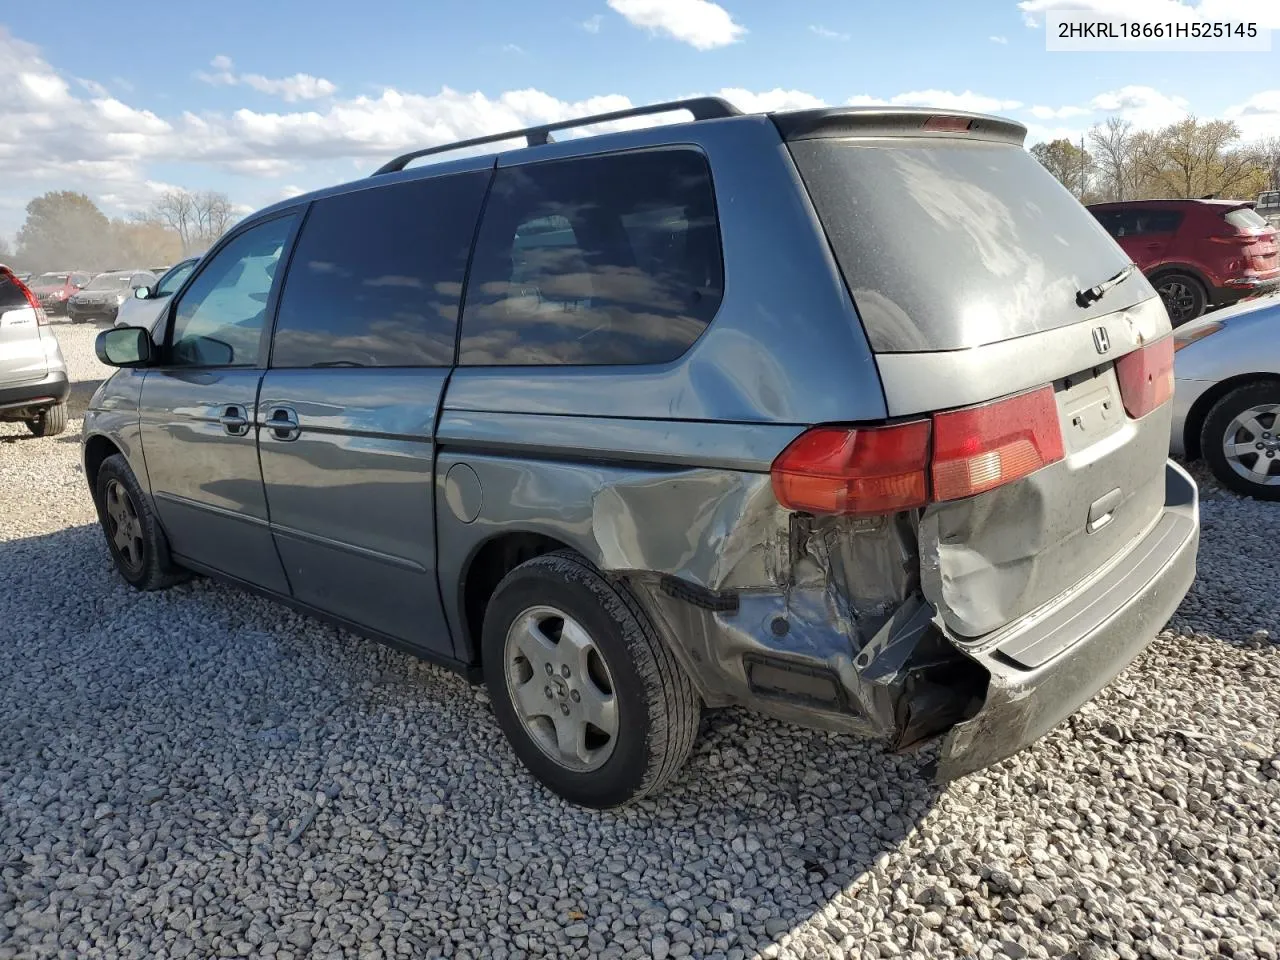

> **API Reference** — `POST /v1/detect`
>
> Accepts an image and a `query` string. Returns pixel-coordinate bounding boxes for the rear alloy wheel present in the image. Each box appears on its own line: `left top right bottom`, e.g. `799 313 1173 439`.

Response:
26 402 67 437
1154 273 1207 327
93 453 189 589
482 550 701 808
1201 382 1280 501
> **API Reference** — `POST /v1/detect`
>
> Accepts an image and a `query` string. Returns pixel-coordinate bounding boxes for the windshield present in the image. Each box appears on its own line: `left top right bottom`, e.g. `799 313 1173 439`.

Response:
788 138 1149 352
34 273 70 285
85 274 133 290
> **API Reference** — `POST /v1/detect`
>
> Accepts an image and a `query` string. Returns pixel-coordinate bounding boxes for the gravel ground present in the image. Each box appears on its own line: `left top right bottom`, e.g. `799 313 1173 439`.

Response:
2 321 1278 960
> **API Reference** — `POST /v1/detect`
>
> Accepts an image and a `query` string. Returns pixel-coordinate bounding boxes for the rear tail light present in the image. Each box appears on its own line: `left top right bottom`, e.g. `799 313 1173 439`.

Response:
1115 336 1174 418
1 267 48 325
931 386 1065 501
771 421 930 516
772 387 1066 515
923 115 973 133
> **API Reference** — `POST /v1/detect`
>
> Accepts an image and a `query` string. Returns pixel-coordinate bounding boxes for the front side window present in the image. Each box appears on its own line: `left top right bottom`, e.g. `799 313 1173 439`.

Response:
459 148 724 366
271 172 488 368
168 216 295 368
157 261 196 296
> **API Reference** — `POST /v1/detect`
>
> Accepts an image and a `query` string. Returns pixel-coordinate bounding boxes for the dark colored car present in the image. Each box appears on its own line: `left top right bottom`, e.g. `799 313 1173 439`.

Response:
67 270 157 323
1088 199 1280 326
85 99 1198 808
29 271 92 315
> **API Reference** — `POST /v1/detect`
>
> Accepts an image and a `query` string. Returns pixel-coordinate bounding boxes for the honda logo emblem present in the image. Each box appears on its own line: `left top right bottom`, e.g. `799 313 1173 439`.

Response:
1092 326 1111 354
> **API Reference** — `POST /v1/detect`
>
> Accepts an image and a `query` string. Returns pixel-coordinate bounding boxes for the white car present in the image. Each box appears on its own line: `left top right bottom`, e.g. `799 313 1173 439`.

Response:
114 256 200 332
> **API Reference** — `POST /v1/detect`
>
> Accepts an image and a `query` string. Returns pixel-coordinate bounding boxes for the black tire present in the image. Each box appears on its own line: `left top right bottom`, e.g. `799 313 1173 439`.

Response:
1200 381 1280 501
482 550 701 808
26 403 67 437
93 453 189 589
1153 272 1207 327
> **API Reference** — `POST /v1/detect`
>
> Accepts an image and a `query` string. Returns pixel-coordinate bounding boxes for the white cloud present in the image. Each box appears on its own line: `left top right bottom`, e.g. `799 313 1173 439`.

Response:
891 90 1024 113
1027 104 1091 119
990 35 1010 43
1090 85 1190 128
607 0 746 50
810 25 850 41
582 14 604 33
197 55 336 101
1225 90 1280 140
502 43 525 55
75 76 110 97
718 88 826 113
1017 0 1280 28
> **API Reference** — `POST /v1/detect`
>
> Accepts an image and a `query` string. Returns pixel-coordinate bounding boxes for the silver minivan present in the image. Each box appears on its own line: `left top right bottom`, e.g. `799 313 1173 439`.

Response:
84 101 1199 807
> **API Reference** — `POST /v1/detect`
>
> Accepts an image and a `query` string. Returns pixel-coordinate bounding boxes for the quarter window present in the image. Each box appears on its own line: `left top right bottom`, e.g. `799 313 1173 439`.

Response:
271 172 488 368
168 215 295 368
459 148 724 366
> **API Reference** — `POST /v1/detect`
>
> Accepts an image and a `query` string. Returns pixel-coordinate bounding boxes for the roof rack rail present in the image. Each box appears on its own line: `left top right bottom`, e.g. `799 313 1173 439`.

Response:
371 96 741 176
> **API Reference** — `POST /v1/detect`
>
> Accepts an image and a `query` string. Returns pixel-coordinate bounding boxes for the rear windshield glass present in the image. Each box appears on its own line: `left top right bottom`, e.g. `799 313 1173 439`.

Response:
1225 208 1270 231
789 138 1149 352
0 272 28 310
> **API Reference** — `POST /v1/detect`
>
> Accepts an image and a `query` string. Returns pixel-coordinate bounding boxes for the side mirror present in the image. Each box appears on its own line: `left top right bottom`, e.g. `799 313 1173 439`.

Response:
95 327 154 368
133 285 152 300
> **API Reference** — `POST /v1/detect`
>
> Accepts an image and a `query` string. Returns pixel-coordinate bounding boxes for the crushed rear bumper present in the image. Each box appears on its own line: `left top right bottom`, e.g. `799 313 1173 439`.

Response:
935 460 1198 780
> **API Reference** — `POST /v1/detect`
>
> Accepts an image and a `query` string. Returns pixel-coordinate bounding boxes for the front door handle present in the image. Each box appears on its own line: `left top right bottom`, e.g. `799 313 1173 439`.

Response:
218 405 249 437
266 405 301 441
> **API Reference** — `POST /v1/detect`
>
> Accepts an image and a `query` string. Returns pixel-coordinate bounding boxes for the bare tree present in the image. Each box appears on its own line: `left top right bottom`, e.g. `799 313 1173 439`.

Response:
146 189 236 254
1088 118 1143 201
1147 117 1259 199
1030 139 1093 198
1257 136 1280 191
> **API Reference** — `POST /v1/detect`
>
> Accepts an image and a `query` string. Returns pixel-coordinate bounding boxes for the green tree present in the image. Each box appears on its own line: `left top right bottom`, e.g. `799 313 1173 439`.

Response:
1030 138 1092 199
16 191 111 271
1142 117 1261 199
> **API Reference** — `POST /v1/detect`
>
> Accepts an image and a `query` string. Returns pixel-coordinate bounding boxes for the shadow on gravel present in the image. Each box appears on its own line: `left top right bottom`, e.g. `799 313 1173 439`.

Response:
1 523 943 958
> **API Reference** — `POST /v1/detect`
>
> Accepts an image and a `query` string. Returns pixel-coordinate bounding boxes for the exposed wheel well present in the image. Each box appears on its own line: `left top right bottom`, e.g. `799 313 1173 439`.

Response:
1182 373 1280 460
83 435 122 490
462 532 573 666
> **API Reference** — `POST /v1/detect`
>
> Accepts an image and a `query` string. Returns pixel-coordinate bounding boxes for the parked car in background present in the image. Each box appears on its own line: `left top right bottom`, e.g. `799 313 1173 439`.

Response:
85 100 1198 808
1088 199 1279 326
1170 294 1280 499
0 265 70 436
115 257 199 331
29 271 92 314
67 270 157 323
149 265 171 276
1256 190 1280 230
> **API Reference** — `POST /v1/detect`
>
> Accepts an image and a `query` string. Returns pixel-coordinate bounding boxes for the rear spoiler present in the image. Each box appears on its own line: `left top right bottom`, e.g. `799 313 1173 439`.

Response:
770 107 1027 147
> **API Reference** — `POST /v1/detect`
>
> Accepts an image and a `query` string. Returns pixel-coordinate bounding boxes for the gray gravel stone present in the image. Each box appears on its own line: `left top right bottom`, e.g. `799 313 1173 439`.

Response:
1 323 1279 957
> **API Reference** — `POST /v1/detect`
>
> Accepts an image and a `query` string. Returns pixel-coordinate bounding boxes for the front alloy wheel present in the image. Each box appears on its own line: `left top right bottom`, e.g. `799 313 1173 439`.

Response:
104 478 146 574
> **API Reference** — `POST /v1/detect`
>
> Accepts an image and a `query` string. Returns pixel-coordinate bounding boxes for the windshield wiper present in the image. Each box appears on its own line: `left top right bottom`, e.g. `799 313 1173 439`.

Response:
1076 262 1136 308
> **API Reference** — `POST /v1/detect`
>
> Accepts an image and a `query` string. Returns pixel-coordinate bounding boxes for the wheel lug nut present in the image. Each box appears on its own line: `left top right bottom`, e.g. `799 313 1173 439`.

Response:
1259 443 1266 450
561 704 570 716
570 690 581 702
545 686 553 698
561 665 570 678
544 663 553 676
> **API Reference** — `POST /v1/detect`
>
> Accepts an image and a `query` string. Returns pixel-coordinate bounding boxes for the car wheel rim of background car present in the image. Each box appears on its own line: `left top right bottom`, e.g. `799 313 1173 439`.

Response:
104 479 146 572
503 604 619 773
1156 279 1197 323
1222 403 1280 487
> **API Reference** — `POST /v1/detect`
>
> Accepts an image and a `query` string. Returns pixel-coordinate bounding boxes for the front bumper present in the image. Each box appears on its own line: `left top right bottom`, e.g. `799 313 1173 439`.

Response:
935 460 1199 780
67 301 120 320
0 370 70 413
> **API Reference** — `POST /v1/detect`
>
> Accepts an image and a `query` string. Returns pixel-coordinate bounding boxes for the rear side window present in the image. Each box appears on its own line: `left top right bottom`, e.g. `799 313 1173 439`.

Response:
1225 207 1269 231
791 139 1146 352
459 148 723 366
271 172 488 368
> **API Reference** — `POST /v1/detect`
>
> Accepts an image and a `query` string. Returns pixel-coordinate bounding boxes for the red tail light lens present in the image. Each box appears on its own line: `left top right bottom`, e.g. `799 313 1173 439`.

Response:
923 115 972 133
932 386 1065 502
1115 336 1174 418
771 421 930 516
2 268 49 325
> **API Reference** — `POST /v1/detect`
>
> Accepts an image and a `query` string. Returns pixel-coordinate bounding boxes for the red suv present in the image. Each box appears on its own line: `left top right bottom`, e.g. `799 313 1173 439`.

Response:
28 271 91 315
1088 199 1279 325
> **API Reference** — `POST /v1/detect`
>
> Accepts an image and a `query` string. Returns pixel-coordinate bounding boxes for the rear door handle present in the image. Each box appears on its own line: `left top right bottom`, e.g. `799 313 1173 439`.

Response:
266 405 301 441
218 405 249 437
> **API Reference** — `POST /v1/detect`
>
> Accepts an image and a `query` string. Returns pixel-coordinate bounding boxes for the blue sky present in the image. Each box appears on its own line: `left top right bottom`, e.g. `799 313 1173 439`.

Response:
2 0 1278 239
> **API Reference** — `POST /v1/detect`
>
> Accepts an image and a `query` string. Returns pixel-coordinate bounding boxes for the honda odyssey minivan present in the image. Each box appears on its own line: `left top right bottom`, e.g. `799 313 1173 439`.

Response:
83 100 1199 808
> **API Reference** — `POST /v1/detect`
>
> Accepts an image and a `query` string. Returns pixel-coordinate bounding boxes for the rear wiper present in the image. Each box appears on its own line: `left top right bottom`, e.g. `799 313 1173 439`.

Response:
1076 262 1137 308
